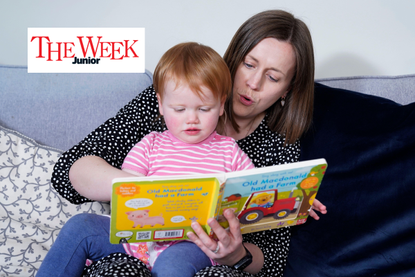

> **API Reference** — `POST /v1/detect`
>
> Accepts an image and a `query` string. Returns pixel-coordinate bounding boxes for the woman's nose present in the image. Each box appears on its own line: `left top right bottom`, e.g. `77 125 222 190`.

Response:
246 72 262 91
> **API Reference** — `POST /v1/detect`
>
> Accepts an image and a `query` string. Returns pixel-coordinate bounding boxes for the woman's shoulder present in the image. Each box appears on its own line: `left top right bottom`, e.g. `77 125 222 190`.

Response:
140 85 157 99
137 85 157 98
117 85 158 115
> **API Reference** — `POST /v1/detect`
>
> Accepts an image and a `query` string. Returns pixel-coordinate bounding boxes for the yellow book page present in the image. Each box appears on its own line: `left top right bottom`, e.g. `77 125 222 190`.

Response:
113 178 219 231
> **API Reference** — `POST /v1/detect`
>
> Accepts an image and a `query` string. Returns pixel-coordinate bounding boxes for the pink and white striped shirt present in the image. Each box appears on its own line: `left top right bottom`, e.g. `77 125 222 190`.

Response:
121 130 254 269
122 130 254 176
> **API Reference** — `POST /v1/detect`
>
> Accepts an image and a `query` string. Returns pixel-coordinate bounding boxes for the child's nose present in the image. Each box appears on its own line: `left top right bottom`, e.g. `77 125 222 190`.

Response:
186 111 200 124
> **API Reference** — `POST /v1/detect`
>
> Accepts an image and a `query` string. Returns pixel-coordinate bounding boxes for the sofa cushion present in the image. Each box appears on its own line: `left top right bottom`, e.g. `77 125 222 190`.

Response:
316 75 415 105
0 125 110 276
0 65 153 151
285 83 415 276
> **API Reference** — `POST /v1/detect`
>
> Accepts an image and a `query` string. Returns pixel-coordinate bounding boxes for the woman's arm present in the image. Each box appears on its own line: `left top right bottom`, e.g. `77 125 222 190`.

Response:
69 156 135 202
70 156 146 201
52 86 165 204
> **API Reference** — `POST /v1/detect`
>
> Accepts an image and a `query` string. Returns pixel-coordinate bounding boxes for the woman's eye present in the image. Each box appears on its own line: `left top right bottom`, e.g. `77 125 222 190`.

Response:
244 62 254 69
269 76 278 82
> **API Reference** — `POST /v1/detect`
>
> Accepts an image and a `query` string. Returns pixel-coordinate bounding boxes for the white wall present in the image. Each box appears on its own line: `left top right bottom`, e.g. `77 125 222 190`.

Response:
1 0 414 78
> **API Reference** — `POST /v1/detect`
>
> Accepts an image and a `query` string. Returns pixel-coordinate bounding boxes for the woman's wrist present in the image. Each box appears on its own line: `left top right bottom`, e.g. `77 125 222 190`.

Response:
240 242 264 274
232 243 253 271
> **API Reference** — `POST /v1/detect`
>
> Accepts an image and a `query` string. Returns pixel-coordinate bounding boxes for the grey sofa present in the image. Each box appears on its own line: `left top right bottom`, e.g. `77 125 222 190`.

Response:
1 65 414 276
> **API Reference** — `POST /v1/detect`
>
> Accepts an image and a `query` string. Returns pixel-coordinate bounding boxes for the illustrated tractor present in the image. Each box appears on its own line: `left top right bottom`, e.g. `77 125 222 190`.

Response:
238 189 300 225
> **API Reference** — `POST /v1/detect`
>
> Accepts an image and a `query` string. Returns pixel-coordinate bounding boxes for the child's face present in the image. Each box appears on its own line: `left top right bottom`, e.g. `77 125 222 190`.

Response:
157 79 224 144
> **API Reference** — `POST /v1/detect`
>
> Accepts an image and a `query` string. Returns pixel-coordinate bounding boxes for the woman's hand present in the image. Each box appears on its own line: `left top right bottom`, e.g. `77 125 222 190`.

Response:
309 198 327 220
187 208 264 274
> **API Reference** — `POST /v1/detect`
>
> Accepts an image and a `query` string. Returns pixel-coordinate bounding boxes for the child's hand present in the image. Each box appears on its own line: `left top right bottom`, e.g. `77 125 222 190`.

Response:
309 198 327 220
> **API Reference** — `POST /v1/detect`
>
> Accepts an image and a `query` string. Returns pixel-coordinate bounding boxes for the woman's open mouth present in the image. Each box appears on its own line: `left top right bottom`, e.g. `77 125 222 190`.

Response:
239 94 254 106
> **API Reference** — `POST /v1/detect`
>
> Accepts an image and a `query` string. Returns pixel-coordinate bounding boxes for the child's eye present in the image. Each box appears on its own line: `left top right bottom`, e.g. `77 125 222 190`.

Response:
200 107 211 112
174 108 185 112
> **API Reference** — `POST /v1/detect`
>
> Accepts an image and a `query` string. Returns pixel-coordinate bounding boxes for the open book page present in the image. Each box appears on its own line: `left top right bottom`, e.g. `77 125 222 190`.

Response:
109 159 327 243
110 175 225 243
219 159 327 233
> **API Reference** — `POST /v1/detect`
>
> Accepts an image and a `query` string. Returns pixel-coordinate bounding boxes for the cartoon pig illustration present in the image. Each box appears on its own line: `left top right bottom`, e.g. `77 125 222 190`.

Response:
126 209 165 228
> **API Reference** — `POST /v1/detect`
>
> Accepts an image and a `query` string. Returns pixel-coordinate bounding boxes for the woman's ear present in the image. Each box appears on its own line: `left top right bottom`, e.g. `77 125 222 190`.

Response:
156 93 164 115
283 84 293 98
282 88 290 99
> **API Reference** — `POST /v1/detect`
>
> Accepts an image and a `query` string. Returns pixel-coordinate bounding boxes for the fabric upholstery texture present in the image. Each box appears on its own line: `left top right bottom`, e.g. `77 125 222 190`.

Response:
316 75 415 105
0 126 110 277
0 65 153 277
0 65 153 151
285 83 415 277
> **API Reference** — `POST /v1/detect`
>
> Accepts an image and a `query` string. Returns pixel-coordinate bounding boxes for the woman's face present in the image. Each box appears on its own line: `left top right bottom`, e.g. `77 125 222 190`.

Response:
232 37 296 122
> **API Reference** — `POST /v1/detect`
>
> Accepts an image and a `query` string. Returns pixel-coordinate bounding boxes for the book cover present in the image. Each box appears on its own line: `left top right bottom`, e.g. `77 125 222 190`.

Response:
110 158 327 243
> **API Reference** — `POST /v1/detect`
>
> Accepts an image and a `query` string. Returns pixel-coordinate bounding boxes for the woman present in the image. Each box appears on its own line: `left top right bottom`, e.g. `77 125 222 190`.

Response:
52 9 326 277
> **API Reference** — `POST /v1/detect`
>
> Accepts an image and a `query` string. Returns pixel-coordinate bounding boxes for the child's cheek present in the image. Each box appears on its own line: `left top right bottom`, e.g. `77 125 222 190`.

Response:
164 114 181 130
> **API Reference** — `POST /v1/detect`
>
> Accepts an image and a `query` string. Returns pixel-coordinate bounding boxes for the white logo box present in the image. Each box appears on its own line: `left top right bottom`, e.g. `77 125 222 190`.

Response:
28 28 145 73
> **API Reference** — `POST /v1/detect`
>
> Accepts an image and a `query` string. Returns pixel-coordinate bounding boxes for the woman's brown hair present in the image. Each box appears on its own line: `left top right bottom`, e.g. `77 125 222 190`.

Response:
223 10 315 145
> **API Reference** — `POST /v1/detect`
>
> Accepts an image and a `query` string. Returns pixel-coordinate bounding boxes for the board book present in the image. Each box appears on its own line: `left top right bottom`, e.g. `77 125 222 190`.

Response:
110 158 327 244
